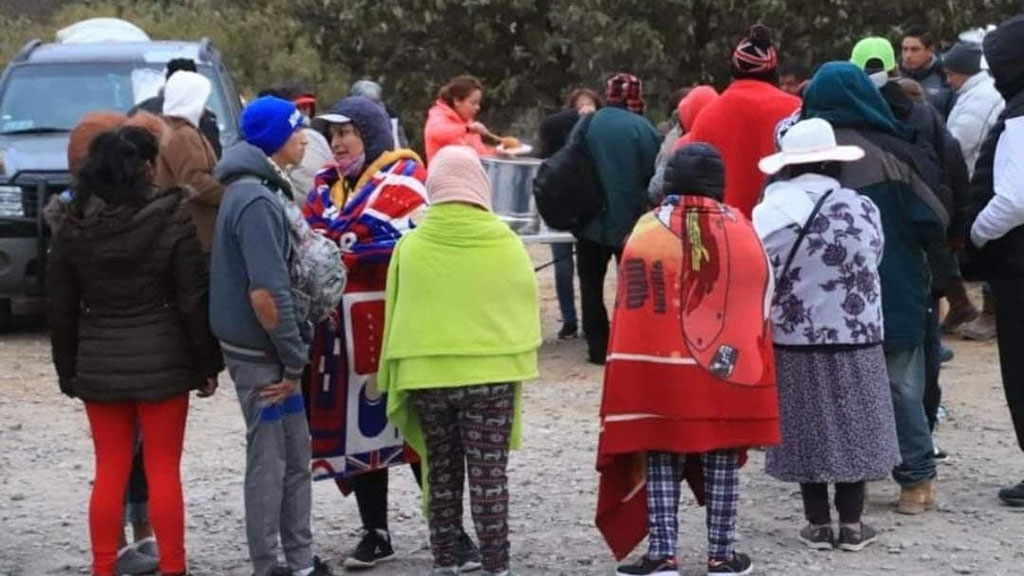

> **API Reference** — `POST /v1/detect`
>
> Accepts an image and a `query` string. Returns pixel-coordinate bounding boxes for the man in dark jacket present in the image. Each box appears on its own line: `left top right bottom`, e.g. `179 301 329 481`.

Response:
210 97 332 576
853 36 975 448
901 25 955 119
966 15 1024 508
577 73 660 364
803 62 948 515
131 58 223 158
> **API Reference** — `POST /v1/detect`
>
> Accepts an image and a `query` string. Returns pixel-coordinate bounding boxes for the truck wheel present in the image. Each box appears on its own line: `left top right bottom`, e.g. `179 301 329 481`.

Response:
0 299 12 332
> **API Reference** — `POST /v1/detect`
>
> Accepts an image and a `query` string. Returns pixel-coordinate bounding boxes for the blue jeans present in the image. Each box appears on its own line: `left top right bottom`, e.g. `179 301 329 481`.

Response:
551 242 577 325
885 346 936 486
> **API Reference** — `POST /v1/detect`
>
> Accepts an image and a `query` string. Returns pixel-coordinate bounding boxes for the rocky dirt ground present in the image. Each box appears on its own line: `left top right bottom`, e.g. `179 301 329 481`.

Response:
1 251 1023 576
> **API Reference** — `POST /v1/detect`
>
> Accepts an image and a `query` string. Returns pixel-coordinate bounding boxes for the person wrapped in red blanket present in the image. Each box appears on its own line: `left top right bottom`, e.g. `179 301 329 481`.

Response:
597 143 779 576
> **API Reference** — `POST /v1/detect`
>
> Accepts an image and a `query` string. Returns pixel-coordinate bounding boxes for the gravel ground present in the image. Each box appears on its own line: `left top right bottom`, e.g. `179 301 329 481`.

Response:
1 256 1023 576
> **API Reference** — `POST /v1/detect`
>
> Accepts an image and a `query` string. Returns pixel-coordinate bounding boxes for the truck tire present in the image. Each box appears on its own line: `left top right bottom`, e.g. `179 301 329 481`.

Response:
0 299 11 332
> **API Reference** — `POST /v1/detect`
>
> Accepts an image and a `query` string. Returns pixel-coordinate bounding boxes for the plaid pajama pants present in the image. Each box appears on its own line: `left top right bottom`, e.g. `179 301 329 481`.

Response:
646 450 740 561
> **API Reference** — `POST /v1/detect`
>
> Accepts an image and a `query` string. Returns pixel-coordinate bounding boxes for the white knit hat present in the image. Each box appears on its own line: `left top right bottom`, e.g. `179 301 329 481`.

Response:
163 71 211 129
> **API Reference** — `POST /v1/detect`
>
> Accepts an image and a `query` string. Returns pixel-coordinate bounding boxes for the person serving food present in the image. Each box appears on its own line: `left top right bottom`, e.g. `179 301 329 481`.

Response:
424 74 523 163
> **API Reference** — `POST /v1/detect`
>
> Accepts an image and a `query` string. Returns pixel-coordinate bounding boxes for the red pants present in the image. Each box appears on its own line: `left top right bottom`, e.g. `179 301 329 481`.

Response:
85 394 189 576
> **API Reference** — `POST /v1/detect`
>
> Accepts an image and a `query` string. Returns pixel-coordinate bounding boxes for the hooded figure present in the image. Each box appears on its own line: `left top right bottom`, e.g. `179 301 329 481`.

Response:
350 79 409 149
301 96 447 568
130 59 222 158
965 15 1024 508
157 71 223 252
802 61 948 515
684 25 801 218
597 143 776 576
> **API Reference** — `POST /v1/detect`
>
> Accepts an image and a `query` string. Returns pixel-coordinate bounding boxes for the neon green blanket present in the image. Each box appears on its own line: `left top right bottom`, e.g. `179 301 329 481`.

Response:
379 202 541 482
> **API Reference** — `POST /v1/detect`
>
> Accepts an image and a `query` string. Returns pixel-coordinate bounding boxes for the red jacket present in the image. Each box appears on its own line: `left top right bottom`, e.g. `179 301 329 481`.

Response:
682 80 800 218
423 100 494 163
595 196 779 560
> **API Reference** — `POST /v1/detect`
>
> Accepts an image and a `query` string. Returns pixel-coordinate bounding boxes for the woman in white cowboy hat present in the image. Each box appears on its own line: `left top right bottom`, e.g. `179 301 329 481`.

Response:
753 118 901 553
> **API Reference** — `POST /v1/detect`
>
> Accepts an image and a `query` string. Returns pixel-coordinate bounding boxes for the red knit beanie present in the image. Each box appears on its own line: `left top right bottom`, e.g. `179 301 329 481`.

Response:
605 73 645 114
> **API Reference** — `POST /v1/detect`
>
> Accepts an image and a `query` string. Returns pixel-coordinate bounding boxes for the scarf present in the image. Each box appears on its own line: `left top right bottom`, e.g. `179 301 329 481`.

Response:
378 202 541 505
302 149 429 482
595 195 779 560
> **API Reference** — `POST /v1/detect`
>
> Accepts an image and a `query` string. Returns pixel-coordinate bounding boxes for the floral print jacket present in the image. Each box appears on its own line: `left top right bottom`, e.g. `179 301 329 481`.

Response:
756 175 885 346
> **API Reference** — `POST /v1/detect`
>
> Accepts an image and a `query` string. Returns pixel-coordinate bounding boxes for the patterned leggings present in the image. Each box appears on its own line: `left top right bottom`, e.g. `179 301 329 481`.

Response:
646 450 740 562
412 383 515 573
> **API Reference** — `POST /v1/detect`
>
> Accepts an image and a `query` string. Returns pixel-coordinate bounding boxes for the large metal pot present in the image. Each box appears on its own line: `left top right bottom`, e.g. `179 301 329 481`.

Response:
480 156 541 234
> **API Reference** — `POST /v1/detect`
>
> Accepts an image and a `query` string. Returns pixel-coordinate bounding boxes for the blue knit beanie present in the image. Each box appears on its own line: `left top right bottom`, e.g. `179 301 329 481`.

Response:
241 96 303 155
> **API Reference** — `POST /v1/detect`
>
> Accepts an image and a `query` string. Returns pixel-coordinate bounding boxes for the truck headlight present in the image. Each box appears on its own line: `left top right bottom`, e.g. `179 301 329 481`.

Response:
0 186 24 218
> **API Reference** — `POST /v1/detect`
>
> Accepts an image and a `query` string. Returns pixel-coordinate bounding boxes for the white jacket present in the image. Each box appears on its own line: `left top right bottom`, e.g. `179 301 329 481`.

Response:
947 72 1005 177
971 117 1024 247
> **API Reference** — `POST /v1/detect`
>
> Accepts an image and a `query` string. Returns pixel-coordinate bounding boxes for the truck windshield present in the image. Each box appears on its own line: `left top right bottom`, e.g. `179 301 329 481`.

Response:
0 62 236 143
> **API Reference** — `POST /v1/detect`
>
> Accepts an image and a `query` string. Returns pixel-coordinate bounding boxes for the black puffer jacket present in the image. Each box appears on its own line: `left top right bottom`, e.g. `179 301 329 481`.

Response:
45 188 223 402
661 142 726 202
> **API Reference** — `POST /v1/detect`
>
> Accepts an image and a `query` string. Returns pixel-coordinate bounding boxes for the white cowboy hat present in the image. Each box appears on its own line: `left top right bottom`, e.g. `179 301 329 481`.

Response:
758 117 865 175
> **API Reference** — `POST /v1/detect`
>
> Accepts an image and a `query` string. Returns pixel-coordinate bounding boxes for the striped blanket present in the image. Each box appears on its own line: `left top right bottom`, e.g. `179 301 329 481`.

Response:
302 150 428 481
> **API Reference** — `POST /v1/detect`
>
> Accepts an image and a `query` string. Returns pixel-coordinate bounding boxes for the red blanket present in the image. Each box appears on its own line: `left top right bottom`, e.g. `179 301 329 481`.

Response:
682 79 800 218
595 196 780 560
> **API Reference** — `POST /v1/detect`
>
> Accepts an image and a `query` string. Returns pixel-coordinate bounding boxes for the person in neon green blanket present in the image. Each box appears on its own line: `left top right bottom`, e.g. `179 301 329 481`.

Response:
378 145 541 576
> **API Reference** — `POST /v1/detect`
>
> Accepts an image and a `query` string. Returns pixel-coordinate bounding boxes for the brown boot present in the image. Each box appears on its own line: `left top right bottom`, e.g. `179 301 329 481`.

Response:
959 313 997 341
942 279 979 333
897 479 935 515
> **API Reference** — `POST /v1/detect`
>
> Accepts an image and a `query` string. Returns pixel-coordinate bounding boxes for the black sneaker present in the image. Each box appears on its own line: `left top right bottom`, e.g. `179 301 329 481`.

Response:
707 552 753 575
557 322 579 340
836 524 878 552
270 567 292 576
798 524 835 551
311 556 336 576
343 529 395 570
456 531 482 573
998 480 1024 507
615 556 679 575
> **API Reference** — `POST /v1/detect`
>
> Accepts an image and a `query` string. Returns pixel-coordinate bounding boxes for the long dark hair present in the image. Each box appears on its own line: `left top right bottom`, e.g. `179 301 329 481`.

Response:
74 126 159 215
438 75 484 107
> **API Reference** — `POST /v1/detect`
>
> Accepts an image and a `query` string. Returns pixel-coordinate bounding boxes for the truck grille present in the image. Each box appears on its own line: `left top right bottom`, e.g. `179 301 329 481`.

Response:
4 173 70 223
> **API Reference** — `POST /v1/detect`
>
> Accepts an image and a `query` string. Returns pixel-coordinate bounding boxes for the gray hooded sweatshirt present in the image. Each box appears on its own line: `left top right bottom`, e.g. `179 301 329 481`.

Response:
209 141 307 380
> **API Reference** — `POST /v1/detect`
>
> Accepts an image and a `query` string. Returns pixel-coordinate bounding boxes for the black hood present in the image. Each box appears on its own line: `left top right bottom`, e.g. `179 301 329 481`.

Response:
662 142 725 201
984 15 1024 101
44 188 185 267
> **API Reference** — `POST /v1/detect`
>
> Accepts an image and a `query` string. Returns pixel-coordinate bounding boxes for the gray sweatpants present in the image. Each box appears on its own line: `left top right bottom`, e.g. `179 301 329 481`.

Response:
227 358 314 576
